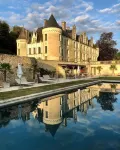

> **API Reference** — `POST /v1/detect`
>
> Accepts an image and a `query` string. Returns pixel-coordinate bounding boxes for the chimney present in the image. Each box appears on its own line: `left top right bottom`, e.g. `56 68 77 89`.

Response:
90 36 93 47
61 21 66 31
72 25 76 40
44 19 48 27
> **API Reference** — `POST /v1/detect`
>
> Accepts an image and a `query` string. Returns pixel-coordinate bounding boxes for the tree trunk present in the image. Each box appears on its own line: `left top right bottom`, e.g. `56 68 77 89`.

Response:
113 70 114 76
4 70 6 82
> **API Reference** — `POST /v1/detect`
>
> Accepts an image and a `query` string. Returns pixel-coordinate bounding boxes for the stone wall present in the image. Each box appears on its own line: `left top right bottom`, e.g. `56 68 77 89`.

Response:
0 54 36 85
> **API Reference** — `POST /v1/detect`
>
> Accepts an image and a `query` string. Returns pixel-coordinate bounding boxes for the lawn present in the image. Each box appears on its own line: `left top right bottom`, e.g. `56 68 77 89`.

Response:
99 77 120 80
0 79 94 100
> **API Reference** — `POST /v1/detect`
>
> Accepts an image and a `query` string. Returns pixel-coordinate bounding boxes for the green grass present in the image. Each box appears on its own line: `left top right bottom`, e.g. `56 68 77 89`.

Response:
0 80 94 100
99 77 120 80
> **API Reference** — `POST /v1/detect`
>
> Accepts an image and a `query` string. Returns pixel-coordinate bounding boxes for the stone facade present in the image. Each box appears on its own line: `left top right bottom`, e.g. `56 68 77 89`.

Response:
0 54 36 85
16 14 99 63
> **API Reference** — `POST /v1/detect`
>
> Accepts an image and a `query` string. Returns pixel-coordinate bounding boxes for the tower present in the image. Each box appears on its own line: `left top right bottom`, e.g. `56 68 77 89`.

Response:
16 27 27 56
42 14 62 60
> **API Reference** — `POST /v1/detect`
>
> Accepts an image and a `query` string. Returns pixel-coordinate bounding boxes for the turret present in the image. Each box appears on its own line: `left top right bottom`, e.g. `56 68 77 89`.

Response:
42 14 62 60
16 27 27 56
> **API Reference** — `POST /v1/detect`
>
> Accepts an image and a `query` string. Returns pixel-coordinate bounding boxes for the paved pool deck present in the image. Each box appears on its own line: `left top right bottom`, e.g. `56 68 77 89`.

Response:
0 80 101 108
1 77 120 108
0 77 97 93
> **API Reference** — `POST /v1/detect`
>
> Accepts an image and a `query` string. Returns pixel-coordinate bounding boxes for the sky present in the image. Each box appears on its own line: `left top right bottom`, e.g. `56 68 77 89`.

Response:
0 0 120 48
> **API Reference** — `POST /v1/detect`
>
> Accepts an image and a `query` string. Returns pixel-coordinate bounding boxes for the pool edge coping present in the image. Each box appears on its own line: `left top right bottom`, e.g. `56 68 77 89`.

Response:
0 80 102 108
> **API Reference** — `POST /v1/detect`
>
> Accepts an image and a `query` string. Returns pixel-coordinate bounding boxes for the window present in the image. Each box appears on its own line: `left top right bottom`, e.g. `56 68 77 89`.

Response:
45 46 47 53
38 47 41 54
33 48 36 54
68 49 69 56
76 43 78 49
60 110 62 117
74 42 75 48
45 111 48 118
29 48 31 55
45 100 48 106
45 34 47 41
59 34 61 41
60 97 62 105
67 39 68 45
59 46 61 54
18 49 20 55
33 38 36 43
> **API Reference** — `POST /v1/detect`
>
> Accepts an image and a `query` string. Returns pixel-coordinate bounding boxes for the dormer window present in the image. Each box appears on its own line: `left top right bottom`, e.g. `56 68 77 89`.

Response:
33 38 36 43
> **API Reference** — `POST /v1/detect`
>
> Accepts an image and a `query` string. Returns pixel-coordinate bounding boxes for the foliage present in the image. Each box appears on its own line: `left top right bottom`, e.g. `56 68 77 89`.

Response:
0 21 19 54
109 64 117 75
97 66 103 74
0 21 29 55
0 79 93 100
110 84 117 89
12 26 22 38
0 21 10 53
97 92 117 111
96 32 118 61
0 63 11 82
114 52 120 60
39 68 56 77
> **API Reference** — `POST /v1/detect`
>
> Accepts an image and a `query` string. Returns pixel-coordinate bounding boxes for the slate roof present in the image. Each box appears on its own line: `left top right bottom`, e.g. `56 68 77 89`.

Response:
44 14 60 28
36 27 43 42
45 123 61 137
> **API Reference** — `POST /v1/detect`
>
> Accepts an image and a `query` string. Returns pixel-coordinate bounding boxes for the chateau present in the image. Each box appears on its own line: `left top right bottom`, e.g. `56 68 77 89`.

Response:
15 14 120 77
17 14 99 63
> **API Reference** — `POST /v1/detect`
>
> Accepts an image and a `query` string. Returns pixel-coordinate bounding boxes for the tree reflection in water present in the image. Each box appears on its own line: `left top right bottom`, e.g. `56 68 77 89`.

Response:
97 92 117 111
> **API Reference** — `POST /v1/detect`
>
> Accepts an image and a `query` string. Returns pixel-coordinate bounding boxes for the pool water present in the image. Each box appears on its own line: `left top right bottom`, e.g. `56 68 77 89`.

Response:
0 83 120 150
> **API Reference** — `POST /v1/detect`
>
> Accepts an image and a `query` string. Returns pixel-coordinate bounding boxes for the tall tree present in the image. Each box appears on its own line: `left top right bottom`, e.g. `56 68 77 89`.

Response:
97 92 117 111
96 32 118 61
0 21 10 51
12 26 22 38
115 52 120 60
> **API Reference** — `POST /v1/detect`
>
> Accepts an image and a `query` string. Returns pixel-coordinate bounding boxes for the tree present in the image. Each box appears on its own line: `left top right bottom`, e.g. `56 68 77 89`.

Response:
0 21 20 54
97 66 103 75
0 63 11 82
0 21 10 52
12 26 22 38
96 32 118 61
115 52 120 60
97 92 117 111
110 64 117 75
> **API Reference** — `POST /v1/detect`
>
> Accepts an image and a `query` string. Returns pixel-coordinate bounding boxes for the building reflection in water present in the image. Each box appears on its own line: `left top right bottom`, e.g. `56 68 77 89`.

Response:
0 83 118 136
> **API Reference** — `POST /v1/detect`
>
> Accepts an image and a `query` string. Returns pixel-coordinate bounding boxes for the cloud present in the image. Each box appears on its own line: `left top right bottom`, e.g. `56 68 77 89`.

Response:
0 0 120 47
99 8 112 13
75 14 90 23
99 3 120 14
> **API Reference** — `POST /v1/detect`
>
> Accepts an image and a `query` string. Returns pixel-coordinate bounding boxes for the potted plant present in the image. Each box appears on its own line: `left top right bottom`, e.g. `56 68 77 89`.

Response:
0 63 11 88
110 84 117 92
110 64 117 76
97 66 103 76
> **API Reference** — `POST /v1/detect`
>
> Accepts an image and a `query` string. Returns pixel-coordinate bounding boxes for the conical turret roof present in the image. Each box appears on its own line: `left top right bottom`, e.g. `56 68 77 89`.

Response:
45 123 60 137
44 14 60 28
18 27 26 39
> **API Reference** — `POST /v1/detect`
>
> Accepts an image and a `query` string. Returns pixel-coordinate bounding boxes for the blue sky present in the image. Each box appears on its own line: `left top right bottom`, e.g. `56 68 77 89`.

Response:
0 0 120 48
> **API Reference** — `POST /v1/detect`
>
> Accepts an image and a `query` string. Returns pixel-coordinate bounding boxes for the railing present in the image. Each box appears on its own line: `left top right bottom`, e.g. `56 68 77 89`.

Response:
59 60 120 65
90 60 120 65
